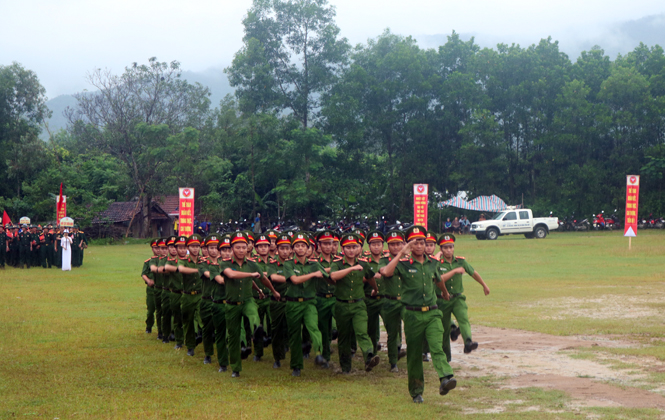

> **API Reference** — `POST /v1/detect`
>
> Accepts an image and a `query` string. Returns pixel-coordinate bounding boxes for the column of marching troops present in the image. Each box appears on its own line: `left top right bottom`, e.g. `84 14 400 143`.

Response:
0 223 88 270
141 225 490 403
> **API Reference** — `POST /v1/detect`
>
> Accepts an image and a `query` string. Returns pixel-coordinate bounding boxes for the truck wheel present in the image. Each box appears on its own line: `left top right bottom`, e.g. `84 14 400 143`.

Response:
534 226 547 239
486 228 499 240
524 233 534 239
475 234 486 240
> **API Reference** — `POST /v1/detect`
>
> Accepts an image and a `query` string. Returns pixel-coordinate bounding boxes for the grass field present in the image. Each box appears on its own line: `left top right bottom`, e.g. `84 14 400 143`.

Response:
1 230 665 419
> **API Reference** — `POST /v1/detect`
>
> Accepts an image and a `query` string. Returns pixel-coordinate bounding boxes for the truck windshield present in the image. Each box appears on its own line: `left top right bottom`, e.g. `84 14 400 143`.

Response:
492 212 506 220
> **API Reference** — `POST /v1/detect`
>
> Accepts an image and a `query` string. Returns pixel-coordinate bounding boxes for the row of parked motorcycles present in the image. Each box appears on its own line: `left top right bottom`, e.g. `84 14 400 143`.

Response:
557 211 665 231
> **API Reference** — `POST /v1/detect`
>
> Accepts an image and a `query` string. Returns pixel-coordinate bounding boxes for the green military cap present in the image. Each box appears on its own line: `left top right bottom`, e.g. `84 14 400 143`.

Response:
276 234 291 246
265 229 279 240
340 232 361 247
204 235 220 247
438 233 456 246
404 225 427 242
3 223 10 229
291 232 309 246
316 230 335 242
426 231 437 243
73 224 79 228
243 230 255 243
218 234 232 249
166 235 178 246
150 238 159 247
286 230 295 238
353 229 366 243
230 231 248 245
187 234 203 246
386 229 405 243
367 230 385 243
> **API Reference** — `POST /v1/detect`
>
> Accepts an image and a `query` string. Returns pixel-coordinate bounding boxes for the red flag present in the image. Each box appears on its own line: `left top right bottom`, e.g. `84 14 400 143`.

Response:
2 210 11 227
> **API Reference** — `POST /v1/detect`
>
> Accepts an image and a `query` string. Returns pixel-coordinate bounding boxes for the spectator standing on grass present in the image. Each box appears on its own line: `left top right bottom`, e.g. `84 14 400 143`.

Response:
253 213 261 234
60 229 73 271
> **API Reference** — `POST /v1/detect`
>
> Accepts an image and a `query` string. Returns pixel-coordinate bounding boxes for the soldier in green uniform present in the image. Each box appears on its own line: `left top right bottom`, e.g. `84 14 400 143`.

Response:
199 235 220 364
30 225 40 267
141 239 159 333
70 225 81 268
250 233 273 362
157 236 176 343
283 233 328 376
18 224 32 269
53 227 63 269
78 228 88 266
164 236 189 350
166 234 204 356
329 233 381 373
266 229 278 259
222 232 280 377
364 231 386 356
380 230 408 372
0 224 6 269
314 230 337 365
267 234 292 368
44 224 55 268
381 226 457 403
209 234 232 371
149 239 167 340
437 234 489 360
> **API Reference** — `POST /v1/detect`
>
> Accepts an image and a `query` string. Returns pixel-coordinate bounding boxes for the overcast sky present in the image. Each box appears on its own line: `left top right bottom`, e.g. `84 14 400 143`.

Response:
2 0 664 98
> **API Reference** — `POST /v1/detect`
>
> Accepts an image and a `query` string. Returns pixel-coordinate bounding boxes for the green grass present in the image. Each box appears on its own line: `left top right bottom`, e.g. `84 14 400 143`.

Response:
1 230 665 418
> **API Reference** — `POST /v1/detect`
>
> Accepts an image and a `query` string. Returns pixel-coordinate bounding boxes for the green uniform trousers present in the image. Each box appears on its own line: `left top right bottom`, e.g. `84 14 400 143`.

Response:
145 286 156 329
286 300 322 370
161 290 172 340
270 299 288 363
32 248 39 267
226 299 260 373
316 296 336 361
169 292 184 346
403 308 454 398
54 247 61 268
439 295 471 361
212 302 229 368
153 289 163 336
181 293 201 350
71 247 80 267
200 299 215 357
381 299 404 365
335 300 373 372
46 244 54 268
19 246 30 268
40 245 49 268
253 298 271 358
0 246 5 268
365 297 384 354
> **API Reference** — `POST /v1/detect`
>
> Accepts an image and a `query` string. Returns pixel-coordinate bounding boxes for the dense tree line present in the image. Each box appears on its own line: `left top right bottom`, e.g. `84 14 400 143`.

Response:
2 0 665 236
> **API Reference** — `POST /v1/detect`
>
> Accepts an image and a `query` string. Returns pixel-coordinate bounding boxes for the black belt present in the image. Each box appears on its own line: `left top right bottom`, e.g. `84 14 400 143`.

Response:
161 286 170 291
384 295 401 301
171 289 183 294
405 305 438 312
365 295 384 300
437 293 462 299
284 296 314 302
212 299 226 304
270 296 286 302
316 293 334 298
202 296 212 301
185 290 201 296
225 300 244 305
336 298 363 303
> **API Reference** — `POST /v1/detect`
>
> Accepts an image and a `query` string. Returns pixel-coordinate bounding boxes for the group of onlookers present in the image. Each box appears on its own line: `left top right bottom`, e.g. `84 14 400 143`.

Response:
443 215 479 234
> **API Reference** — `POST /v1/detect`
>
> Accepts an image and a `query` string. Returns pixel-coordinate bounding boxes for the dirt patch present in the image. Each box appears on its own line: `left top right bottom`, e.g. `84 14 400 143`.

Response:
378 325 664 410
510 374 665 409
524 294 663 320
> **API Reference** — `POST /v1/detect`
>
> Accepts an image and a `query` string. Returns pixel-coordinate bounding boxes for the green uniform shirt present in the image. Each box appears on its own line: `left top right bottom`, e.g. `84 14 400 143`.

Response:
210 260 227 301
166 256 183 291
330 257 375 301
200 258 220 298
141 259 155 283
224 256 261 302
180 256 203 294
378 255 402 298
313 255 336 295
251 256 272 298
436 256 474 296
154 256 166 288
363 254 384 297
394 254 441 307
268 257 291 294
284 258 328 299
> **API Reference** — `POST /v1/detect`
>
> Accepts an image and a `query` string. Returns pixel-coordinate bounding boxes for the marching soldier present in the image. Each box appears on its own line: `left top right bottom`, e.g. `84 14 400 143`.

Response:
381 226 456 403
364 231 386 356
437 234 489 361
141 239 159 334
222 231 280 377
380 230 408 372
267 234 292 368
250 233 273 362
165 236 187 350
149 239 166 340
209 234 232 371
314 230 337 365
158 236 177 344
199 235 220 364
329 233 381 373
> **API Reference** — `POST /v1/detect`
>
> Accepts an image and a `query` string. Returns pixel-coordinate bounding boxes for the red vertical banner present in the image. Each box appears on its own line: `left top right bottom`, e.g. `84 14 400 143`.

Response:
56 195 67 221
413 184 429 230
178 188 195 236
624 175 640 237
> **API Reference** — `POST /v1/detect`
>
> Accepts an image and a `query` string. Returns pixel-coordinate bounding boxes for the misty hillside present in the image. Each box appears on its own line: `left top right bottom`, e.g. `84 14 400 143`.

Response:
42 67 234 139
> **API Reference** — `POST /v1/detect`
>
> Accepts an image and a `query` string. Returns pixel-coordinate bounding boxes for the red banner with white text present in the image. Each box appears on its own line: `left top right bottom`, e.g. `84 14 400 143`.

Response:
624 175 639 237
178 188 195 237
413 184 428 230
56 195 67 222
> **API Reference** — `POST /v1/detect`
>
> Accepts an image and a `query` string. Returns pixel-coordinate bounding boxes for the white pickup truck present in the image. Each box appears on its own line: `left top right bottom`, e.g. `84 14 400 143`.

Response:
470 208 558 240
